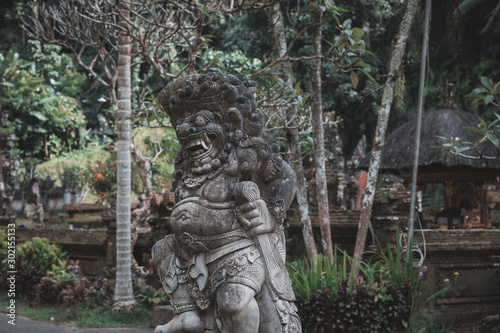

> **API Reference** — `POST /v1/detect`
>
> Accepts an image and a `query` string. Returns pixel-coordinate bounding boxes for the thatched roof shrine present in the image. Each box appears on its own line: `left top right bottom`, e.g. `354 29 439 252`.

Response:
359 107 500 182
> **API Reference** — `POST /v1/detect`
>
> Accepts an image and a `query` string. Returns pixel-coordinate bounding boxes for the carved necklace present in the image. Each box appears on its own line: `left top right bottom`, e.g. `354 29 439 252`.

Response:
184 166 223 189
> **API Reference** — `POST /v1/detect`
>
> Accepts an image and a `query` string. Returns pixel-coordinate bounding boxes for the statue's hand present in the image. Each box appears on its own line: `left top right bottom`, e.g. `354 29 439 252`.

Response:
237 199 274 237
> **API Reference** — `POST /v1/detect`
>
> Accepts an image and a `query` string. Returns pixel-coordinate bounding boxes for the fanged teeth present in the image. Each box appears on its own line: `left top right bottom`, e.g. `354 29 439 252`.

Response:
201 139 209 151
203 133 211 146
187 139 204 149
186 137 211 157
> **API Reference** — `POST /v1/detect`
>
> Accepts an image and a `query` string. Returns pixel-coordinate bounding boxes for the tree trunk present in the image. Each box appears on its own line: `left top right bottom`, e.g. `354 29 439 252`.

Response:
113 2 136 312
309 8 333 264
187 18 203 74
351 0 420 280
270 3 318 260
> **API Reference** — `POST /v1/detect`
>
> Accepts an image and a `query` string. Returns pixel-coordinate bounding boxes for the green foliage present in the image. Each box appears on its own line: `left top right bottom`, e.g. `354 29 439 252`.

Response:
296 282 413 332
436 113 500 157
74 150 142 201
435 77 500 159
25 40 87 97
0 294 152 328
60 276 113 307
288 248 415 332
288 236 447 332
204 9 274 61
203 49 263 74
0 231 68 298
135 283 168 309
0 49 88 161
79 154 118 199
0 230 113 307
467 76 500 118
255 70 311 158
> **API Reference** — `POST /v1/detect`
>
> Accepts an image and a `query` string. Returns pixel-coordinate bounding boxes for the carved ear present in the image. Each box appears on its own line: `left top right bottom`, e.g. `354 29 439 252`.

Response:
242 112 264 137
227 107 243 129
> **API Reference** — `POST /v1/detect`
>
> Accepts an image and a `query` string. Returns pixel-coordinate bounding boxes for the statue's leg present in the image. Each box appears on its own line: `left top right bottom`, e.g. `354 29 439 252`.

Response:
255 284 282 332
154 310 205 333
216 283 259 333
154 283 205 333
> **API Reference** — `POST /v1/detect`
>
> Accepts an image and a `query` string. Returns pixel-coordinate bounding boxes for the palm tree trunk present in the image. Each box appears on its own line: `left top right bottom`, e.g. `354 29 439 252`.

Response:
113 1 136 312
351 0 419 280
270 3 318 260
309 8 333 264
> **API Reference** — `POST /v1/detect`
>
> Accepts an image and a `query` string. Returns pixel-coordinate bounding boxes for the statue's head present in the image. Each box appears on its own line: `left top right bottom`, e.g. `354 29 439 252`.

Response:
159 73 279 184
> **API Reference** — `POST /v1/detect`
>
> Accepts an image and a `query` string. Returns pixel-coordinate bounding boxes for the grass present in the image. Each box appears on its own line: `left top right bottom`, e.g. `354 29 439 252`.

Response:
0 295 152 328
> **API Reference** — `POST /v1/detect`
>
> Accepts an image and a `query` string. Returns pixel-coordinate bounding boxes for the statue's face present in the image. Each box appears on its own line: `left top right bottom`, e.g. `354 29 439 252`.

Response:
175 109 225 169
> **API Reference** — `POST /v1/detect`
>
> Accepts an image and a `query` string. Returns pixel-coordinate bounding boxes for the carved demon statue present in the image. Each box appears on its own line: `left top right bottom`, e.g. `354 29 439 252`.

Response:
152 73 301 333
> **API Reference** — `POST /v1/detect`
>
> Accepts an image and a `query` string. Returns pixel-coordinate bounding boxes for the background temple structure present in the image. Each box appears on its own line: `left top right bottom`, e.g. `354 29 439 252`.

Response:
356 87 500 326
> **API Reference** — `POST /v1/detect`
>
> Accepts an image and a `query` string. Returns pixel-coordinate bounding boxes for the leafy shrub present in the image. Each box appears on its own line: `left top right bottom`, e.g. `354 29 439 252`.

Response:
36 276 71 304
37 274 113 307
288 247 418 332
61 277 113 307
135 283 168 309
0 232 68 299
296 283 412 332
0 49 88 161
0 231 113 306
73 150 143 202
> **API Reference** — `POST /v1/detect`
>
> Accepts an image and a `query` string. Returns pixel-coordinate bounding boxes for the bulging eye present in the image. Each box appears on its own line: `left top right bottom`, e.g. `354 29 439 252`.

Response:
194 116 207 127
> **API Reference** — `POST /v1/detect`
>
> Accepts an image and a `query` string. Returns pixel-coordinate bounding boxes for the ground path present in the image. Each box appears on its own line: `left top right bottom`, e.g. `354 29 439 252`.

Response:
0 314 154 333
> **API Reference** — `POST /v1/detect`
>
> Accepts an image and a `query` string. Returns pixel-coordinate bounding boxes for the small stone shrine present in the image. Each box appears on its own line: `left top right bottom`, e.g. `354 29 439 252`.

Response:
152 73 301 333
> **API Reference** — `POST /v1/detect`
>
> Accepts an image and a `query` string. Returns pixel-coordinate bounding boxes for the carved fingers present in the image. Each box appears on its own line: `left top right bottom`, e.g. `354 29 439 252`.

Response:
236 199 274 237
237 200 262 229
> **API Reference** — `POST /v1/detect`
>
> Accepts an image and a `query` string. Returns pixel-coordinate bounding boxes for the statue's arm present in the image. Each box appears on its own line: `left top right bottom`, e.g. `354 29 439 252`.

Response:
237 159 297 237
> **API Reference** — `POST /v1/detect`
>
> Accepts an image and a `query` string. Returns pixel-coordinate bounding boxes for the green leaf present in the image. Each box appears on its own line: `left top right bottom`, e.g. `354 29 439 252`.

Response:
30 111 48 122
479 117 487 132
354 59 370 67
351 27 365 34
40 97 58 104
350 71 359 88
486 133 500 148
481 76 492 90
462 126 483 134
484 95 494 105
454 146 472 153
342 19 352 30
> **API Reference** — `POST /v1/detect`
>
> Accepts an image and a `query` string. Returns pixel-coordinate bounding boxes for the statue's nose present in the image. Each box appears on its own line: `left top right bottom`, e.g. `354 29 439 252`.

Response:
177 123 195 137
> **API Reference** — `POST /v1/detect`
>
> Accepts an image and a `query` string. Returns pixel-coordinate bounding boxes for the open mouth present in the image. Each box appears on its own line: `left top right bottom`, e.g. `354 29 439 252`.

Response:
185 133 214 158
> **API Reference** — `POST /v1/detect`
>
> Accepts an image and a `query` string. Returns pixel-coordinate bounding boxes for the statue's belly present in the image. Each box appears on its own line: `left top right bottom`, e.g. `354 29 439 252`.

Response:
169 198 239 236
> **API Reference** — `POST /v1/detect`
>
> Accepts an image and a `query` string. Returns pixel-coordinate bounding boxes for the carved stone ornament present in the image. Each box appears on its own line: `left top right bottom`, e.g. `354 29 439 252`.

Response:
152 73 301 333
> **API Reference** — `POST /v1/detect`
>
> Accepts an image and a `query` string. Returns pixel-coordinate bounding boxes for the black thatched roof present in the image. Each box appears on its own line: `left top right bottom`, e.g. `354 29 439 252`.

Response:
358 108 500 175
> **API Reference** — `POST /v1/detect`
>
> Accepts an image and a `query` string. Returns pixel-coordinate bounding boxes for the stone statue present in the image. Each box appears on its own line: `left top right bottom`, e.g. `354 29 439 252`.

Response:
152 73 301 333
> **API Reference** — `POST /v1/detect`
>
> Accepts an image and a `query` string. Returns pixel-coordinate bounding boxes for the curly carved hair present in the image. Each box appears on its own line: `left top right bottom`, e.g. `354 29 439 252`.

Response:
159 73 283 182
